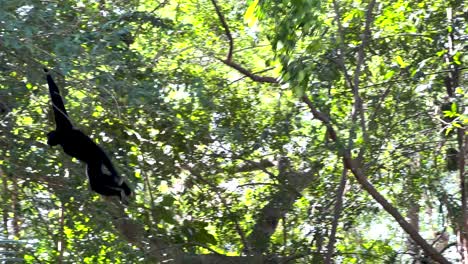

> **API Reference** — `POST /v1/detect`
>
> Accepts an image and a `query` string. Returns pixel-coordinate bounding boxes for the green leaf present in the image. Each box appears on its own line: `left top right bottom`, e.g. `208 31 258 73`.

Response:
244 0 259 26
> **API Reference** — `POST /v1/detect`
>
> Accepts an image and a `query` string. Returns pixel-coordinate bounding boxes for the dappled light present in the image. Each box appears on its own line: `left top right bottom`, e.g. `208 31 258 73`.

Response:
0 0 466 263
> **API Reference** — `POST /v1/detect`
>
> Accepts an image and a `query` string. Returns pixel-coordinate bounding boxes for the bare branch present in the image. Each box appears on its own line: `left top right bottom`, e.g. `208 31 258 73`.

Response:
301 95 337 141
343 154 450 264
220 58 278 84
331 0 354 89
210 0 234 61
351 0 376 149
209 1 278 84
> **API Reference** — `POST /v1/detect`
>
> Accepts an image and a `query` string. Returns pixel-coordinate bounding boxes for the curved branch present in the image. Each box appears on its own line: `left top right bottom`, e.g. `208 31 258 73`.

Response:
210 0 234 61
209 0 278 84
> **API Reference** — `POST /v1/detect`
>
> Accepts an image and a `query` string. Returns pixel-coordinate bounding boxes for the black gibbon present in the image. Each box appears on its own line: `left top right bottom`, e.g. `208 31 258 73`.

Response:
44 68 132 202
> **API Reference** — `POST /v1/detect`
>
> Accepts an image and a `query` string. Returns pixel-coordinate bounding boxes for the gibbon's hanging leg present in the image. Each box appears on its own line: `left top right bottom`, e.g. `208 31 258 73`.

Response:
86 163 132 202
44 68 132 202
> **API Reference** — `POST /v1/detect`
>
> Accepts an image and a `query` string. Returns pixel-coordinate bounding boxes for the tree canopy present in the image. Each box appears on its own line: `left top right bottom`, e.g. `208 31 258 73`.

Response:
0 0 466 263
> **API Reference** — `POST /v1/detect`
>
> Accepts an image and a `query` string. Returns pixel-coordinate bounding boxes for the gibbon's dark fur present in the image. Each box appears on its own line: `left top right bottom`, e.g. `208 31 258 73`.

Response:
45 68 131 202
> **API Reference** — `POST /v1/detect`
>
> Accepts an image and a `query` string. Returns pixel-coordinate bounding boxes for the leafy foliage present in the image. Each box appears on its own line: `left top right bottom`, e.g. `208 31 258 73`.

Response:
0 0 466 263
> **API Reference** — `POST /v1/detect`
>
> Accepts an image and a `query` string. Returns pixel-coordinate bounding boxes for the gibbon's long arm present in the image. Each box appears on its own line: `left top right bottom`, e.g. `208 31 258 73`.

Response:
101 153 122 183
44 68 73 130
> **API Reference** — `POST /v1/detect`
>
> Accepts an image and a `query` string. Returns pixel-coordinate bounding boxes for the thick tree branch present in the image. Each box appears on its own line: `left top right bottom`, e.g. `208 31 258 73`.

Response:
302 94 450 264
343 154 450 264
235 159 275 173
243 158 318 254
301 95 337 141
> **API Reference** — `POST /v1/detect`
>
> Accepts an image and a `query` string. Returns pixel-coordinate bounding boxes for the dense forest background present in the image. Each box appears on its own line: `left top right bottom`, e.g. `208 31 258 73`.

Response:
0 0 466 263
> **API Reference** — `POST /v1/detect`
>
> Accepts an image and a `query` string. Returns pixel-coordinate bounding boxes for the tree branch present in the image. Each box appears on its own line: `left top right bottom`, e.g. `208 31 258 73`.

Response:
301 94 450 264
351 0 375 151
209 0 233 61
324 168 347 263
331 0 354 90
209 0 278 84
220 59 278 84
243 158 318 254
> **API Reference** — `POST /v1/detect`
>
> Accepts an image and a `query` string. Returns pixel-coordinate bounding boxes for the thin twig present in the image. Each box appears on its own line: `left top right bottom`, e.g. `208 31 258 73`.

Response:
351 0 376 153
